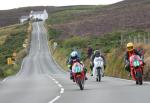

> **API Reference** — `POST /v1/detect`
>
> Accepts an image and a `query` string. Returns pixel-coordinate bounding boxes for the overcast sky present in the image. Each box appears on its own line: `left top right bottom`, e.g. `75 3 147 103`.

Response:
0 0 123 10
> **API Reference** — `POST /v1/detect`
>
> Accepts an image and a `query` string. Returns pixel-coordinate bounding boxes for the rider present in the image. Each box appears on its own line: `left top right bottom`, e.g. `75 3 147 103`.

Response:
124 42 144 74
90 49 106 76
67 50 87 80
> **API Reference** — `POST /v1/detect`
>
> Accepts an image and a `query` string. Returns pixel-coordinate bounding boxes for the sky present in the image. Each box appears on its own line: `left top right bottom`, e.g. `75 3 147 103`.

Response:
0 0 123 10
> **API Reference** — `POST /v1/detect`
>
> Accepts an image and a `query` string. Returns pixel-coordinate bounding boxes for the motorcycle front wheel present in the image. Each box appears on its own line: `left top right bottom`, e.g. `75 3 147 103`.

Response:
77 78 84 90
136 71 143 85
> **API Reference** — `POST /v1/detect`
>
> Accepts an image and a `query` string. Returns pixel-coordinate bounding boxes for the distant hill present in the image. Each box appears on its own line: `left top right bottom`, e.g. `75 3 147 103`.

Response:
0 6 79 27
1 0 150 36
0 5 98 27
47 0 150 36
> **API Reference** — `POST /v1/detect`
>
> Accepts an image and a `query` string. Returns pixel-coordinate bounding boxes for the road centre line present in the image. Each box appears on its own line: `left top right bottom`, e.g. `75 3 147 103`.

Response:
52 78 55 81
55 81 59 84
37 22 40 50
60 88 64 94
58 84 63 88
49 96 60 103
47 75 64 103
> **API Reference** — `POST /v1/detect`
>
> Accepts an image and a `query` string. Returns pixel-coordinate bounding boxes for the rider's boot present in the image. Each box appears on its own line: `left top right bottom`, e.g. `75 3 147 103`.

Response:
102 73 104 77
128 72 131 77
84 67 88 80
102 67 105 77
85 76 88 80
91 73 93 76
90 64 93 76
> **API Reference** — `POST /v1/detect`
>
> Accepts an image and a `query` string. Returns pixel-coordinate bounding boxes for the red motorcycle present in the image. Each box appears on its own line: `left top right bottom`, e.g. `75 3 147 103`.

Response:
129 55 143 85
72 60 85 90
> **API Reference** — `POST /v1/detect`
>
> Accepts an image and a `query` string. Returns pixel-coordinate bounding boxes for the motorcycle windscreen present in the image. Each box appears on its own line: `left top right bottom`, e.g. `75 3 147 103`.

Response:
129 55 142 67
72 63 83 73
133 60 140 67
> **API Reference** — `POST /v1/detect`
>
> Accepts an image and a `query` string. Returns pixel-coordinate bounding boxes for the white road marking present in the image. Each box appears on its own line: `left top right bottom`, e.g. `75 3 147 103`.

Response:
2 78 7 82
144 82 150 85
58 84 63 88
47 75 64 103
1 76 14 83
16 58 25 77
60 88 64 94
52 78 55 81
49 96 60 103
55 81 59 84
37 22 40 50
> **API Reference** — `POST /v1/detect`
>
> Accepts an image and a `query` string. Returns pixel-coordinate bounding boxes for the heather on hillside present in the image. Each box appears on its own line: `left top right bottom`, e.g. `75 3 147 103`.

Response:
50 0 150 37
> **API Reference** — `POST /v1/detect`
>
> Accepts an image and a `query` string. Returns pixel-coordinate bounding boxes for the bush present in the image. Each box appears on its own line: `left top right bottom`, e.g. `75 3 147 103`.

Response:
48 28 62 39
0 32 26 65
63 36 87 48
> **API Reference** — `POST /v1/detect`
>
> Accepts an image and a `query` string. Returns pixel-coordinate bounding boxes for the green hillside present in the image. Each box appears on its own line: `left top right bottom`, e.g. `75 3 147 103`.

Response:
0 23 31 78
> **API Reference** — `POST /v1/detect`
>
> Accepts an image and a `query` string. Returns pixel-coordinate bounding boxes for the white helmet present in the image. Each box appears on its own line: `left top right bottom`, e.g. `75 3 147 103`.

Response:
70 51 78 58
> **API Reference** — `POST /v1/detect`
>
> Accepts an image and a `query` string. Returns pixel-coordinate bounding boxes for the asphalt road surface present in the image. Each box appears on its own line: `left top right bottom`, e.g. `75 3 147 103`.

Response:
0 22 150 103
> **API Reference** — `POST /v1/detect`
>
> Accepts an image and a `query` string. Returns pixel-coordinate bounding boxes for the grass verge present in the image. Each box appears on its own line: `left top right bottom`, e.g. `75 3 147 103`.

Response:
0 22 32 79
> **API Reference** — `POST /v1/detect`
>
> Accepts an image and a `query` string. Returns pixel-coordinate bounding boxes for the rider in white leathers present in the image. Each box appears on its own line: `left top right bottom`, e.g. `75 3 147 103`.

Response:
93 56 104 78
91 50 106 78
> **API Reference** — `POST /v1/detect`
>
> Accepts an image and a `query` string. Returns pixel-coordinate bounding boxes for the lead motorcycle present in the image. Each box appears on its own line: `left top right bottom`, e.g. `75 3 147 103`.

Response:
129 55 143 85
72 60 85 90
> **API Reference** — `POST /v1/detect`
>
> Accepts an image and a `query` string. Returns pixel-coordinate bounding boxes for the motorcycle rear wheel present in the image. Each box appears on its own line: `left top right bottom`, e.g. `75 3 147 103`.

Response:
97 68 101 82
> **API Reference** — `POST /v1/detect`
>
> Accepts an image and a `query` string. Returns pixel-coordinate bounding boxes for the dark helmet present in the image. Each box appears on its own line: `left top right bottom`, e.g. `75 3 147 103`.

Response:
94 50 100 57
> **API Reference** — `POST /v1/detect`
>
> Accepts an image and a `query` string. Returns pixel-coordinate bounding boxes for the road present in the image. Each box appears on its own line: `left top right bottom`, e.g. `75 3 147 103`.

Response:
0 22 150 103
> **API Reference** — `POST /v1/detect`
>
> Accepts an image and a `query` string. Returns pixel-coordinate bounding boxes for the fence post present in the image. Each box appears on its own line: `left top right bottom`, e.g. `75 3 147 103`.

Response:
143 33 146 44
134 36 137 44
138 34 141 43
128 35 131 42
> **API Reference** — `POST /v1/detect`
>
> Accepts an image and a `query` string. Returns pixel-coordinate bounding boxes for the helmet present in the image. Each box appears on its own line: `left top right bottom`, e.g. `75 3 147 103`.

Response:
94 50 100 55
127 42 134 51
94 50 101 57
70 51 78 58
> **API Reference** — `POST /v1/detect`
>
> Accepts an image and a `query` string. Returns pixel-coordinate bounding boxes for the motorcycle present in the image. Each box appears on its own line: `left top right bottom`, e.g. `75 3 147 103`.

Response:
129 55 143 85
72 61 85 90
93 56 104 82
